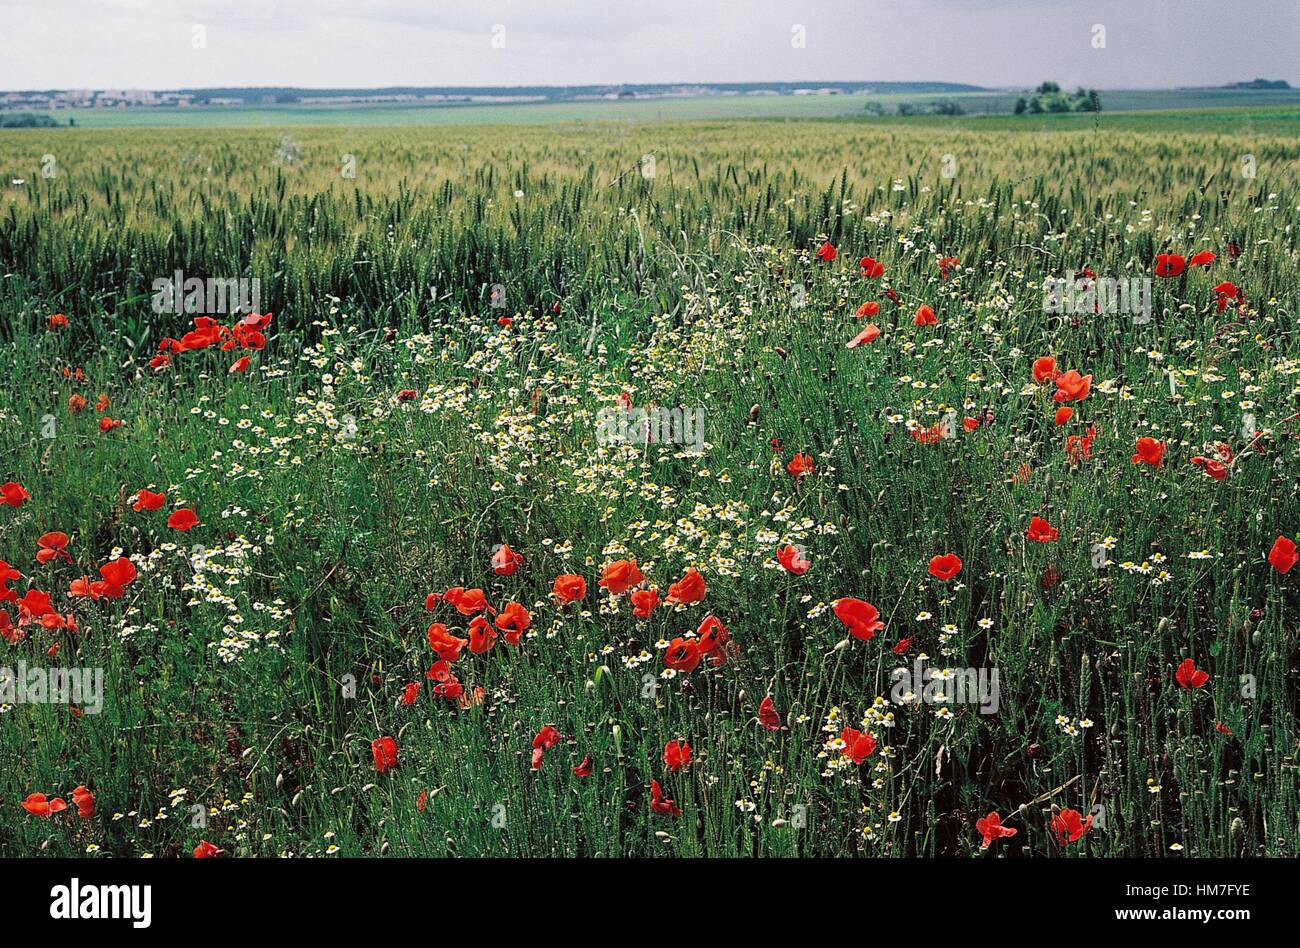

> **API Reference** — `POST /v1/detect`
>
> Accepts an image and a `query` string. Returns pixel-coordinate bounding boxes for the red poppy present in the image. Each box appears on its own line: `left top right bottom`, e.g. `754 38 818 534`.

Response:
1065 425 1097 463
427 622 468 661
495 601 532 645
1175 658 1209 690
397 389 417 402
167 508 200 531
650 779 681 816
758 695 781 731
229 356 250 374
891 637 914 655
786 452 815 478
1189 456 1228 481
815 241 836 262
68 394 87 413
664 637 702 673
928 553 963 581
630 587 660 618
1052 369 1092 403
975 811 1017 849
531 725 561 769
1 482 30 508
846 323 881 348
491 543 524 576
855 301 880 318
20 792 67 818
913 304 937 327
443 587 490 615
36 532 72 565
777 544 810 575
132 489 166 512
859 256 885 278
1033 357 1059 384
695 615 730 657
1131 437 1165 467
1053 406 1073 426
599 559 644 595
98 417 123 433
663 739 693 772
1188 250 1216 268
833 597 884 640
666 567 706 606
47 313 69 329
1025 516 1059 543
372 736 399 773
1212 281 1242 312
552 574 587 604
937 256 959 279
97 555 138 597
467 615 497 654
839 727 876 764
572 755 593 778
193 840 222 858
71 785 95 819
1267 535 1297 574
1154 253 1186 278
1050 808 1092 845
400 681 421 706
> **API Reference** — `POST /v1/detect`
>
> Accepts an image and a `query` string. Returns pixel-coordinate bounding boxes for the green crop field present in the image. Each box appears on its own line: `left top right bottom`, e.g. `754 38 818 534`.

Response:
0 110 1297 858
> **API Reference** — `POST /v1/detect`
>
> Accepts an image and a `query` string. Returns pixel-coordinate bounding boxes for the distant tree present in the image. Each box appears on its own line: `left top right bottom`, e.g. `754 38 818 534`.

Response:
1013 97 1028 115
1036 81 1061 94
896 102 918 116
929 100 966 116
1088 90 1102 112
1028 97 1044 114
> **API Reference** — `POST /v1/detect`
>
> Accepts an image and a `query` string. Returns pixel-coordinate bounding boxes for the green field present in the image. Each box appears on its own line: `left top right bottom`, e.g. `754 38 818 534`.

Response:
0 108 1297 857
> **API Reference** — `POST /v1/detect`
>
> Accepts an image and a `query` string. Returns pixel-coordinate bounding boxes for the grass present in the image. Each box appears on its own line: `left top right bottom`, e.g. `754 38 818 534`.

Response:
0 111 1297 857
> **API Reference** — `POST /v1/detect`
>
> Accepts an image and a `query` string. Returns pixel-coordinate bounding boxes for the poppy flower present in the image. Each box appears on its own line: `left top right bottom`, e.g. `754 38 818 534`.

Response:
95 394 110 412
598 559 645 595
758 695 781 731
531 725 561 769
815 241 836 262
1025 516 1059 543
855 301 880 318
1 482 30 508
891 637 914 655
1054 407 1073 426
46 313 69 329
663 637 702 673
193 840 222 858
68 394 87 413
859 256 885 278
1188 250 1216 268
1175 658 1209 690
490 543 524 576
786 453 815 478
1032 356 1058 384
167 508 200 531
552 574 587 604
229 356 250 374
572 755 593 778
913 304 937 326
928 553 963 581
98 417 123 433
18 588 53 622
975 811 1017 849
694 615 731 662
36 532 73 565
132 489 166 512
1131 437 1165 467
1052 369 1092 403
20 792 67 818
442 587 490 616
495 601 532 645
401 681 421 706
630 587 660 618
1065 425 1097 463
467 615 497 654
1050 808 1092 845
777 544 810 575
663 739 692 772
937 256 959 279
396 389 417 402
1212 281 1242 312
1189 456 1228 481
71 785 95 819
666 568 706 605
1154 253 1186 278
833 597 884 641
427 622 468 661
372 736 399 773
650 779 681 816
839 727 877 764
846 323 881 348
1267 535 1297 574
98 554 140 598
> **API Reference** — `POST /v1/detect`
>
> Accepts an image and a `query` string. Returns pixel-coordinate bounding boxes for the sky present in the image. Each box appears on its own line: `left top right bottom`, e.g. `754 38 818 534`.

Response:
2 0 1297 91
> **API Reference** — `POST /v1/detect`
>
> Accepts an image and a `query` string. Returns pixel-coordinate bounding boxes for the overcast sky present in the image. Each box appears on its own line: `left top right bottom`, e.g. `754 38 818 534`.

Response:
2 0 1297 91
